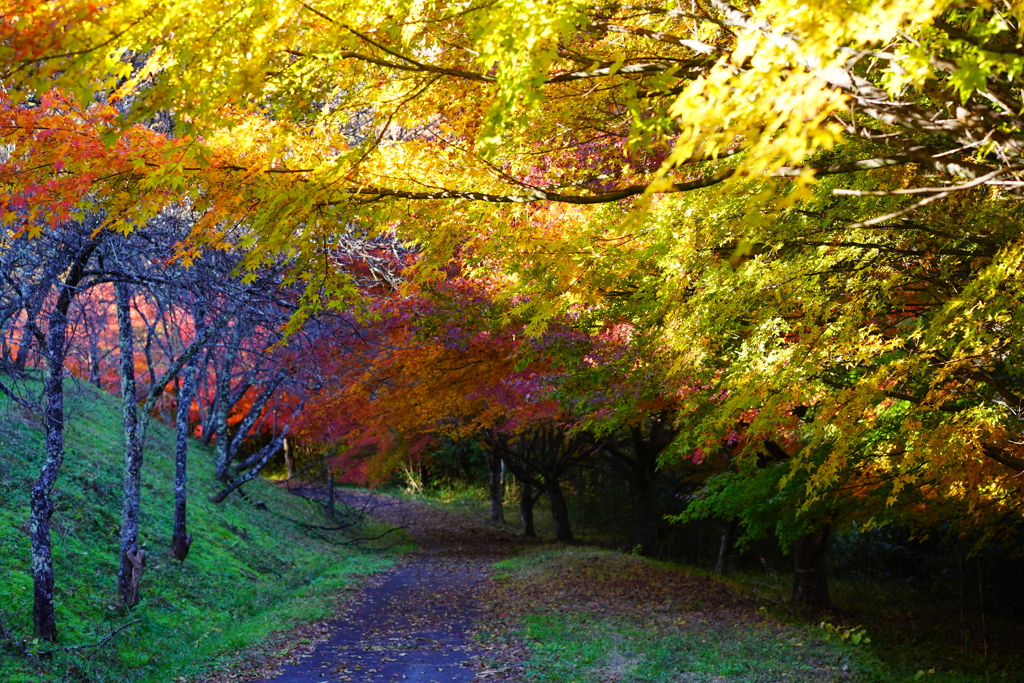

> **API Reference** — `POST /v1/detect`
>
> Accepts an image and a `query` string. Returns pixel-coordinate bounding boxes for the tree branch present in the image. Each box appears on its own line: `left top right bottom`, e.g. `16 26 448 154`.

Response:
320 155 911 206
34 619 141 656
0 377 41 412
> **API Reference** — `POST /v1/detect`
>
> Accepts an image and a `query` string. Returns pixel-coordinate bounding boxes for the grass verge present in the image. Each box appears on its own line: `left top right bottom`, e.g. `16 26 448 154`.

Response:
483 547 1019 683
0 378 391 683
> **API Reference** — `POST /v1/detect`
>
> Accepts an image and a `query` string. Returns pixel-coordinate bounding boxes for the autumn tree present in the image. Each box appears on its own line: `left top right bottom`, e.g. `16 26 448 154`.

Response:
6 0 1024 606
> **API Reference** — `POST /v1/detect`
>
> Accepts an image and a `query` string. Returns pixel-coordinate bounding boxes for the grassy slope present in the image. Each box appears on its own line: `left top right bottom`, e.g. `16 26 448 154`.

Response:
0 379 391 683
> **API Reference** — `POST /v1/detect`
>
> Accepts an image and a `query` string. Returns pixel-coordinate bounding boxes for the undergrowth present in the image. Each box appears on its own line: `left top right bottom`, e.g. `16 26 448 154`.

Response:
0 378 391 683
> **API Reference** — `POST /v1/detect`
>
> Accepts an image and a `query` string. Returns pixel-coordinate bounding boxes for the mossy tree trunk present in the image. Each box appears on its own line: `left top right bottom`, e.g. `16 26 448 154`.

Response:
171 362 198 561
115 280 146 608
29 232 103 642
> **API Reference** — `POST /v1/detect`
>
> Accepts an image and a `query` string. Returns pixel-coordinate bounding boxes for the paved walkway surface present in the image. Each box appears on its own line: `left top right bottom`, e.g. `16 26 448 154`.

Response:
247 492 517 683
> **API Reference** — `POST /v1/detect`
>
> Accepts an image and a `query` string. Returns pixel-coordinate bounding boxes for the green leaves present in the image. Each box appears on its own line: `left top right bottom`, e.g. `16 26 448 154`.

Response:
472 0 589 153
950 52 993 103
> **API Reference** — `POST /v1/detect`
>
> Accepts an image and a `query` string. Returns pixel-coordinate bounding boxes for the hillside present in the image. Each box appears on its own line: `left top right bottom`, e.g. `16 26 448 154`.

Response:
0 378 391 683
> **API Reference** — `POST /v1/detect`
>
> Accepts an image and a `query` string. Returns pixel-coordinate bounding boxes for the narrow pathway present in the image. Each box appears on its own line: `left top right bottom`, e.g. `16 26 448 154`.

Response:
248 493 517 683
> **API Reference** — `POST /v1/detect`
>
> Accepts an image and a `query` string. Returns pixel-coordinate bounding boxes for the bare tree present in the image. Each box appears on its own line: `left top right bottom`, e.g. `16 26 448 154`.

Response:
0 215 108 642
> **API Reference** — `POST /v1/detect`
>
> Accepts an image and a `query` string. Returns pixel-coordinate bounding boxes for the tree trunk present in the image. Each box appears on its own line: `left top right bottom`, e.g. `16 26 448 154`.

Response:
211 402 303 503
28 234 101 641
0 334 12 369
171 363 197 562
545 478 573 542
15 285 47 374
488 450 504 524
31 341 67 642
115 281 146 607
284 436 294 479
200 395 215 445
630 456 659 555
519 480 536 538
792 524 831 608
213 322 244 480
88 345 103 387
226 377 283 458
714 519 740 575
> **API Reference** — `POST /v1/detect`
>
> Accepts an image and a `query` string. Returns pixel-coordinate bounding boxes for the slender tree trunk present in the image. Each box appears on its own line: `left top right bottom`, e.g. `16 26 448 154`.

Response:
714 519 740 575
545 478 573 542
211 401 304 504
143 322 157 389
15 287 46 373
200 399 216 446
214 322 244 481
792 524 831 608
210 430 288 503
519 480 536 538
171 363 197 561
488 450 504 524
284 437 294 479
31 334 68 642
29 234 101 641
88 343 103 387
115 281 145 607
226 377 283 459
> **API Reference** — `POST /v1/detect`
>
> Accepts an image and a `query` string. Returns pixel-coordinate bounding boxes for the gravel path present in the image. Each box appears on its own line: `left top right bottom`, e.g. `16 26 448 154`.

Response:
246 492 518 683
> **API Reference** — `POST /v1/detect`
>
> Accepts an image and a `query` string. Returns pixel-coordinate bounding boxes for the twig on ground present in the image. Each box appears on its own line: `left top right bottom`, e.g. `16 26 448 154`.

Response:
273 486 411 545
37 619 141 656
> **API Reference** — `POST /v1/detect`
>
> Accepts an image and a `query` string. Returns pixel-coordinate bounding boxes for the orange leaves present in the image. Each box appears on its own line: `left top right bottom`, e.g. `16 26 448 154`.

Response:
0 88 195 233
0 1 114 83
290 277 584 483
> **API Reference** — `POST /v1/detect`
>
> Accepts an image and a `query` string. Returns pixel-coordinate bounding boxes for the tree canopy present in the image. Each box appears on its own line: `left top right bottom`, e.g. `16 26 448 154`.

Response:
4 0 1024 577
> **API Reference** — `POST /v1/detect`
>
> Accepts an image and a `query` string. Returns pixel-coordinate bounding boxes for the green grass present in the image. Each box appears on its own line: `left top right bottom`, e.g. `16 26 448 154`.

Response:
519 612 857 683
0 378 391 683
489 548 1020 683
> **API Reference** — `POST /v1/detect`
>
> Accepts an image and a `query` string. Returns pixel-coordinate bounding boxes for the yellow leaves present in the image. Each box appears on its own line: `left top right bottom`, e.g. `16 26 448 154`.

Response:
472 0 590 149
658 0 953 216
668 60 845 180
400 0 432 47
111 46 176 103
